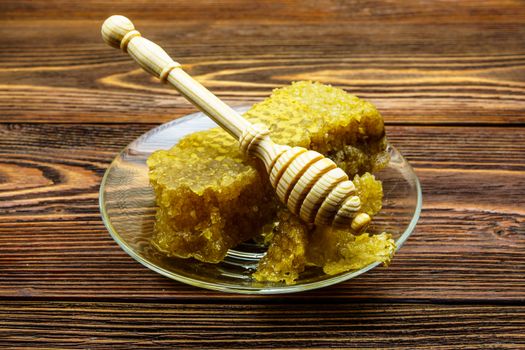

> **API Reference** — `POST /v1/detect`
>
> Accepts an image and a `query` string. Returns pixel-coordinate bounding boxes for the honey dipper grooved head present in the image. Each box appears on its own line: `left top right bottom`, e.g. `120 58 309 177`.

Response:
268 146 365 229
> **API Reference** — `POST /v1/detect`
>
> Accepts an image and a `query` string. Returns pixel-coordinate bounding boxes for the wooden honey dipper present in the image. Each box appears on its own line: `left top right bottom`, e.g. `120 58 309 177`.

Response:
101 15 371 231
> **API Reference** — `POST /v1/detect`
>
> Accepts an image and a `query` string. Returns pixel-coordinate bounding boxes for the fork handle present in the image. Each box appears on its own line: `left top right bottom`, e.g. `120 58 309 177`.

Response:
101 15 250 139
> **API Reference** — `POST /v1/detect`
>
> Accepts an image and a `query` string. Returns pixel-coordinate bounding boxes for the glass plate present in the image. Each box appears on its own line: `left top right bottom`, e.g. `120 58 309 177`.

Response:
99 106 422 294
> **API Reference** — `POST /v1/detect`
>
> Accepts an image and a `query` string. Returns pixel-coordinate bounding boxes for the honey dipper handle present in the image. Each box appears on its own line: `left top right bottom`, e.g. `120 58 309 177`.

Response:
101 15 250 139
101 16 371 231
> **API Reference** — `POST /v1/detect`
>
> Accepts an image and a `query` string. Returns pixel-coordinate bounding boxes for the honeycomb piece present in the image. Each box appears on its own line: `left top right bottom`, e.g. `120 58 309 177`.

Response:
253 174 387 284
244 81 388 175
253 215 395 284
148 141 276 262
253 211 309 285
148 81 388 263
353 173 384 216
150 172 275 263
307 229 396 275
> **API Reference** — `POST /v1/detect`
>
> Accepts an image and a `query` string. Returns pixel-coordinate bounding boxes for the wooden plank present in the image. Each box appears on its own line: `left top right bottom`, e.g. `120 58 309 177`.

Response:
2 0 525 23
1 0 523 346
0 301 524 349
0 123 523 300
1 19 524 124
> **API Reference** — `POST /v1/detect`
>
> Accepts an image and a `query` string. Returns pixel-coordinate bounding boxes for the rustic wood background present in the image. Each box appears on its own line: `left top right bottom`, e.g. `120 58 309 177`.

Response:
1 0 524 348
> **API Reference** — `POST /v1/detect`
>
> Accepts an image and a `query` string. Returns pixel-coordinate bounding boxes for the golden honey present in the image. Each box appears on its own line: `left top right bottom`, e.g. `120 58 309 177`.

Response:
253 173 393 285
148 81 394 282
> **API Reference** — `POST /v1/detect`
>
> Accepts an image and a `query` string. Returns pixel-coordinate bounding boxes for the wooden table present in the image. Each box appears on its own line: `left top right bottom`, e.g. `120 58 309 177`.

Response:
1 1 524 348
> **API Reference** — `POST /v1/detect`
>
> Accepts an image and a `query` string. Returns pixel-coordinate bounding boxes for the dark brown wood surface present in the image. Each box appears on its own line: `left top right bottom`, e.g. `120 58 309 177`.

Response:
1 1 524 348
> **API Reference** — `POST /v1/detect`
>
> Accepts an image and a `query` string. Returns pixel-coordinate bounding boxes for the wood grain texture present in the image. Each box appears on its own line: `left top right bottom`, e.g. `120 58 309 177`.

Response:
1 19 524 123
2 0 525 23
2 0 525 347
0 123 523 300
1 301 524 349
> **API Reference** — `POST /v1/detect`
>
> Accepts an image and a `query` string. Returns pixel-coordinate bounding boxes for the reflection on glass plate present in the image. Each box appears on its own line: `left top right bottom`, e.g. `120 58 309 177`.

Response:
100 106 422 294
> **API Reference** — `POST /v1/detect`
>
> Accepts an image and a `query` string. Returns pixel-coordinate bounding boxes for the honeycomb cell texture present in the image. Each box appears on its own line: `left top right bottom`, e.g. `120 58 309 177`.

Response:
148 81 391 276
253 211 309 285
